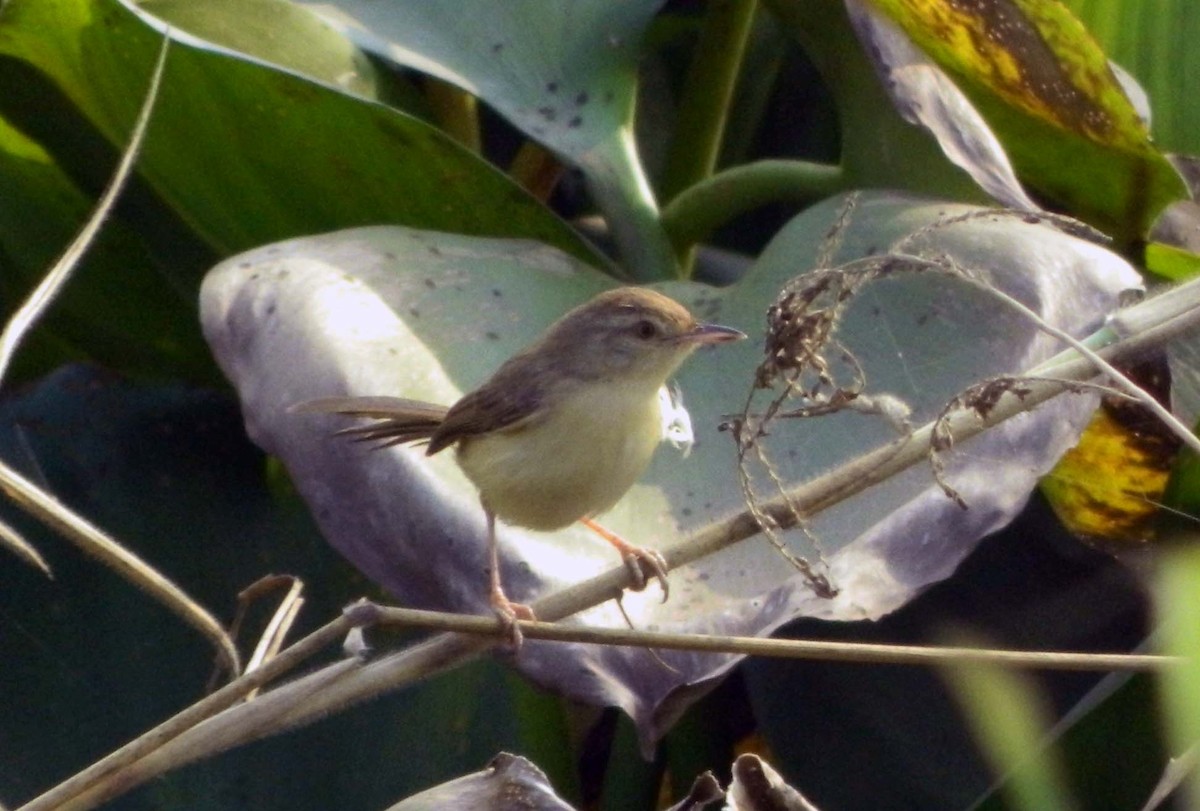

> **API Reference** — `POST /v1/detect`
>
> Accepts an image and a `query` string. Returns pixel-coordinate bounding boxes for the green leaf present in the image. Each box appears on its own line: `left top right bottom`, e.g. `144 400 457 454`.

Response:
1146 242 1200 282
1156 546 1200 810
763 0 989 203
297 0 678 279
857 0 1186 238
971 674 1166 811
1063 0 1200 155
0 0 604 383
138 0 380 99
0 111 214 383
944 656 1077 811
0 0 600 262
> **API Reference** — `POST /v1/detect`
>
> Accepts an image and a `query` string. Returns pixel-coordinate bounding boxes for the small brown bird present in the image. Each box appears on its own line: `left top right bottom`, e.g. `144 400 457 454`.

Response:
297 287 744 644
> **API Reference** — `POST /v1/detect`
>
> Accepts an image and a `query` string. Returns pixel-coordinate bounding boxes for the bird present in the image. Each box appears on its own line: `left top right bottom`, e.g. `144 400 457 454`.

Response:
296 286 745 645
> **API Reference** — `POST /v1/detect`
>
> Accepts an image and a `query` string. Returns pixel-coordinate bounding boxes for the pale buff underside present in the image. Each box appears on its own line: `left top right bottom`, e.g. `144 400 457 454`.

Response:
455 378 664 530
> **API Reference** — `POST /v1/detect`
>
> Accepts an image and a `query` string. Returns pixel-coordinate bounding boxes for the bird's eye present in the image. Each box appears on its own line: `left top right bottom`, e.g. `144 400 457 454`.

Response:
634 319 658 340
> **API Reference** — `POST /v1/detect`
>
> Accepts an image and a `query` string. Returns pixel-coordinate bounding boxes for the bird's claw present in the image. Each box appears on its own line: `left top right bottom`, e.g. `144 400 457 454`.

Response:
579 519 670 602
620 545 670 602
491 593 536 650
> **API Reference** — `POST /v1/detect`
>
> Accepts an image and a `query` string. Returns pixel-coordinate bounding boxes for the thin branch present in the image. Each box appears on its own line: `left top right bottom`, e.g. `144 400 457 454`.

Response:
937 257 1200 457
0 32 240 677
28 274 1200 811
17 615 354 811
0 516 51 576
363 604 1176 672
0 32 167 388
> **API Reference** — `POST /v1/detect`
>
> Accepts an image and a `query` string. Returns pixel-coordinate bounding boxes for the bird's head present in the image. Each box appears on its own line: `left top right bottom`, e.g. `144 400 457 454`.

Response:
548 287 745 387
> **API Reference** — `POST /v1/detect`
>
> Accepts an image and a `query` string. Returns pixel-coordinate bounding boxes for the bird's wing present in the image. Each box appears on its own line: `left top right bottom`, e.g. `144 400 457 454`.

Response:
292 396 450 449
427 375 545 454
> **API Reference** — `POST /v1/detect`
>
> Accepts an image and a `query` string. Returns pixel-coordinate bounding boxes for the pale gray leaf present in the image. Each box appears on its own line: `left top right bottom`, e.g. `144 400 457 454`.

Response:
201 194 1139 752
384 753 575 811
727 754 821 811
1169 328 1200 427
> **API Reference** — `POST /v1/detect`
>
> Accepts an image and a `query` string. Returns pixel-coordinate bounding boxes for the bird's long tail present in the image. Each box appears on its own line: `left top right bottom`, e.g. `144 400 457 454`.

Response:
291 396 450 449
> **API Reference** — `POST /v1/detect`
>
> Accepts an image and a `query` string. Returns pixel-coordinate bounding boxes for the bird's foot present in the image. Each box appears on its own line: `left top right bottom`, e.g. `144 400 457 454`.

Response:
490 588 536 650
619 544 670 601
580 519 669 601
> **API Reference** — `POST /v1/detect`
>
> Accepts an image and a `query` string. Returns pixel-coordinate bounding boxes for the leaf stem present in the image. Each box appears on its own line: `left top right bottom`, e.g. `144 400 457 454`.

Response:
661 159 844 252
423 77 481 153
582 127 679 280
659 0 759 204
509 141 564 202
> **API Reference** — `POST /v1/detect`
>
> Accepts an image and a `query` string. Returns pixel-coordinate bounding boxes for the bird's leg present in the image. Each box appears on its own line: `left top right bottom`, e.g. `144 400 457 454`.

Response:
580 518 669 602
485 506 535 648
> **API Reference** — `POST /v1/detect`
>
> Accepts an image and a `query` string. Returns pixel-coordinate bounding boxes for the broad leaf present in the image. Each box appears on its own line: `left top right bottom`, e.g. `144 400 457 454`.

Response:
0 365 566 807
203 192 1138 750
0 0 598 261
1063 0 1200 155
853 0 1186 238
299 0 677 279
137 0 380 99
846 0 1039 212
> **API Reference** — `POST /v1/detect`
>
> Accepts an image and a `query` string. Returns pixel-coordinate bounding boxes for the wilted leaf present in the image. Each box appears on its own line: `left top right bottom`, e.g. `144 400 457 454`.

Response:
202 193 1139 750
1042 406 1176 545
846 0 1039 211
855 0 1186 237
1063 0 1200 155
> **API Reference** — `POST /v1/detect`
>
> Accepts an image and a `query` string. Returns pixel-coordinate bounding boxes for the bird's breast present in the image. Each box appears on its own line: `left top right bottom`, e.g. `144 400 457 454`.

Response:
455 382 664 530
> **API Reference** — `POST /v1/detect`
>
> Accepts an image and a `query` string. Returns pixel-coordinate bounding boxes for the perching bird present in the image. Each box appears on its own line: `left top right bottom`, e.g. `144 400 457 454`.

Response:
297 287 744 645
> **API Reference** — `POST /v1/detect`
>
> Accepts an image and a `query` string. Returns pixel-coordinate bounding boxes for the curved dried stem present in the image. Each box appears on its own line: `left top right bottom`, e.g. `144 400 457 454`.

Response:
0 33 240 674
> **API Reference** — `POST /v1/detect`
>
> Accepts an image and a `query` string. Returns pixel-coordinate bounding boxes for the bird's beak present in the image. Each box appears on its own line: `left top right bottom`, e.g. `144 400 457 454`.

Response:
684 322 746 344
